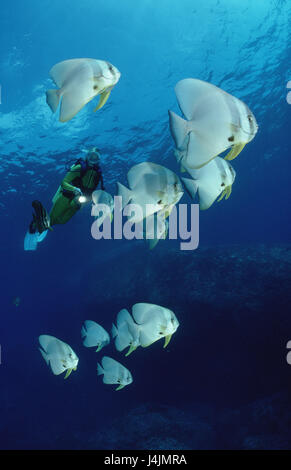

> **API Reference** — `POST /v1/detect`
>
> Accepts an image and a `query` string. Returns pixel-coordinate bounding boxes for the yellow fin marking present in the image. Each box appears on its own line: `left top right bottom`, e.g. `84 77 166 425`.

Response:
64 368 73 379
217 189 227 202
94 90 111 112
115 384 126 391
125 344 137 356
225 185 232 200
224 143 246 161
163 334 172 348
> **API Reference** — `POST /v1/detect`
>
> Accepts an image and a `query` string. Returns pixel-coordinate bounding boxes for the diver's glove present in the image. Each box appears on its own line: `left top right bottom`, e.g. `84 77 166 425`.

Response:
73 187 82 197
73 187 84 205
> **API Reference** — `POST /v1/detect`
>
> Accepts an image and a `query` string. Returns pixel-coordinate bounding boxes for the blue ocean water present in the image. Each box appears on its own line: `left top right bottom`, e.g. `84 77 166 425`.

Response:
1 0 291 450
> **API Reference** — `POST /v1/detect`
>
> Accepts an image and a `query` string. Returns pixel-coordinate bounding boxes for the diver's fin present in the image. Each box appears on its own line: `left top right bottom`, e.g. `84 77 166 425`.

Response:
94 90 111 112
46 89 61 114
24 228 48 251
32 200 52 234
37 230 48 243
24 231 39 251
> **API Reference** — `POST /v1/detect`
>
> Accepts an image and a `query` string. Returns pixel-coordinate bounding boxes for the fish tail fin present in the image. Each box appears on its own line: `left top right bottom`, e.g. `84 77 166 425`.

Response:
46 89 61 113
168 110 189 149
97 362 104 376
81 325 86 339
116 182 132 208
182 177 199 199
39 347 49 365
111 323 118 338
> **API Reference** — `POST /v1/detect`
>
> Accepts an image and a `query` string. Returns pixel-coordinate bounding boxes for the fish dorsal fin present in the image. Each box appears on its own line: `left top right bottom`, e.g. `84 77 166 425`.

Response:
127 162 158 189
116 309 132 328
84 319 97 329
81 320 109 347
84 320 108 338
175 78 227 121
38 335 56 351
102 356 120 373
175 79 239 168
49 58 98 88
132 303 159 324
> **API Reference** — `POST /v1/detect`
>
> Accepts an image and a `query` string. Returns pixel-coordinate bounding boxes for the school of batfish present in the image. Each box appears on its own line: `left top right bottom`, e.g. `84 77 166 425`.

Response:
38 58 258 388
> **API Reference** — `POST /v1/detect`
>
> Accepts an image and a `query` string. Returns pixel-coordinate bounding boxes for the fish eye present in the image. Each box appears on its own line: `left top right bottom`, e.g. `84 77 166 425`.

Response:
108 64 113 72
93 85 98 90
221 182 225 187
157 200 162 204
248 115 253 122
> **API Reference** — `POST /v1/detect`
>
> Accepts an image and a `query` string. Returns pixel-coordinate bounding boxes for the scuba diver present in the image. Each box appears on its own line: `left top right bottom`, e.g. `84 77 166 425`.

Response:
24 147 105 250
